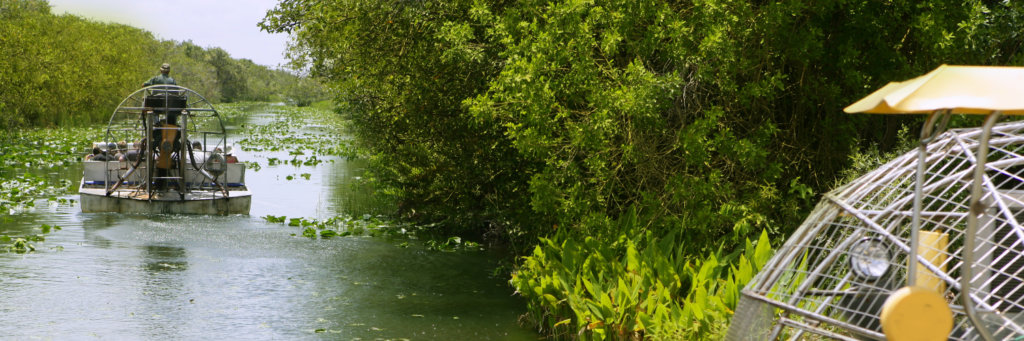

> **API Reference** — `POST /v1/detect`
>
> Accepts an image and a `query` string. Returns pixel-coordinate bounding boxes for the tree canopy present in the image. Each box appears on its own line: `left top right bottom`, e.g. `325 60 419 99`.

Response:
0 0 326 131
262 0 1024 249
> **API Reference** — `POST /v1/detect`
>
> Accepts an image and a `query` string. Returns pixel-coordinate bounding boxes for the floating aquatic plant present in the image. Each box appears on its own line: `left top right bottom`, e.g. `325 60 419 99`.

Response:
232 106 357 164
2 223 62 253
1 174 76 213
262 215 287 223
0 126 99 171
1 127 94 214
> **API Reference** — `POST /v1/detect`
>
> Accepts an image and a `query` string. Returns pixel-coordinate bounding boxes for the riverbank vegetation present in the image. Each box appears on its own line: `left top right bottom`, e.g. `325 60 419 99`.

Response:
0 0 326 132
262 0 1024 339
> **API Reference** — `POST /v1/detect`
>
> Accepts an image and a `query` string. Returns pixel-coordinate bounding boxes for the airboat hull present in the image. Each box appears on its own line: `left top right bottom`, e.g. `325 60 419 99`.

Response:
80 184 251 215
82 85 255 216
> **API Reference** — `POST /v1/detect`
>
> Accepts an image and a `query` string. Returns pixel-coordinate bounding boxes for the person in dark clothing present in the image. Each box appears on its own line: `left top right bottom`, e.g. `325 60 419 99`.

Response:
143 63 177 87
86 146 109 161
125 140 143 163
143 63 184 126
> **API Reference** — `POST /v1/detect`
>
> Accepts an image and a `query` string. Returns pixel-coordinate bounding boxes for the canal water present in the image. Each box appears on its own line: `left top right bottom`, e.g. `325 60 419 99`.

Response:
0 105 537 340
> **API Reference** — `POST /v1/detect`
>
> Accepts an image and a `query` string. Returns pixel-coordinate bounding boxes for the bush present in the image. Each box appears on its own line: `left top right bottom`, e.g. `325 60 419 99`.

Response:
511 208 774 339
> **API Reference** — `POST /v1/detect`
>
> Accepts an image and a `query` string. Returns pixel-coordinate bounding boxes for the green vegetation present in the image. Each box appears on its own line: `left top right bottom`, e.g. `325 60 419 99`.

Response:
262 0 1024 338
512 213 772 340
0 126 93 212
1 126 97 170
233 106 354 158
0 0 326 132
2 223 62 253
264 213 424 242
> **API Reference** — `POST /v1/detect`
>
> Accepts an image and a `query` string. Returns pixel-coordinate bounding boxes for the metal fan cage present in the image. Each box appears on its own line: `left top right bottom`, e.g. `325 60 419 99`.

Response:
732 120 1024 341
98 85 229 195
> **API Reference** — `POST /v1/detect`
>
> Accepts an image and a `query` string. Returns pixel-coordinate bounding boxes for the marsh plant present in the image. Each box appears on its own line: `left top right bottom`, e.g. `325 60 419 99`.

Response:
263 213 486 252
2 223 62 253
512 209 773 340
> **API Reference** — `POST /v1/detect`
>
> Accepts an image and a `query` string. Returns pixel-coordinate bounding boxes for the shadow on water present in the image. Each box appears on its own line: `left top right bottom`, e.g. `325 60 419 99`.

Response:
141 245 188 272
81 213 119 249
0 104 537 340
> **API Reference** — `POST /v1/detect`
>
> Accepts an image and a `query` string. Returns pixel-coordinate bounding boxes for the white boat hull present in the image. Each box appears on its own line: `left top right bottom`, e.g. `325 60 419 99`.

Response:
80 186 252 215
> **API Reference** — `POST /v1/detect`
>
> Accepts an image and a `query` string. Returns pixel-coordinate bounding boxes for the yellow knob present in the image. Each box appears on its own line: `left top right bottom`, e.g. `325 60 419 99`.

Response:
880 286 953 341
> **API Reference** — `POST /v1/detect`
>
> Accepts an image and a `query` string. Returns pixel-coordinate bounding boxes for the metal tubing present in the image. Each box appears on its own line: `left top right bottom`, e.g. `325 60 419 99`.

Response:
767 311 787 340
828 194 971 295
911 110 951 286
179 112 188 198
145 111 154 200
117 107 215 112
962 111 1002 341
186 141 229 199
910 132 926 286
784 230 864 307
787 272 855 341
105 150 145 196
753 204 840 293
778 317 862 341
744 292 888 341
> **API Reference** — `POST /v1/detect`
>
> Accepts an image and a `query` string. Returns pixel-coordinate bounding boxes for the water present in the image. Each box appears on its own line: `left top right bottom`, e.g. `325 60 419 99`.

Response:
0 106 537 340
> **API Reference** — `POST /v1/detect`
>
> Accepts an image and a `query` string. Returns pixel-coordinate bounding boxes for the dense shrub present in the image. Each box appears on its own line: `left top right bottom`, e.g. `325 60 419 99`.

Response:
0 0 151 129
260 0 1024 338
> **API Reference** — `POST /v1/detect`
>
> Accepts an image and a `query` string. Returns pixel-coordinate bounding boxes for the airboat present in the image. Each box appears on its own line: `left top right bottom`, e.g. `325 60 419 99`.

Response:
728 65 1024 341
79 85 251 215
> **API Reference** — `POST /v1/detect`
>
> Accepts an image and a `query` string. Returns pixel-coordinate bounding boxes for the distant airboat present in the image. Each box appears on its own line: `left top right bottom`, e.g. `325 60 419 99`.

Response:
79 85 251 214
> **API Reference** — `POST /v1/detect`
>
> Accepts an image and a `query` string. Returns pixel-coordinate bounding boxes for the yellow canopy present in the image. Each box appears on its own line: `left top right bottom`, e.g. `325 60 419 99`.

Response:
844 65 1024 115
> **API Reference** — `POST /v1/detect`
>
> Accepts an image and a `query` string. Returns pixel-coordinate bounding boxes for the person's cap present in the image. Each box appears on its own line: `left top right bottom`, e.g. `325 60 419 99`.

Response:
160 63 171 71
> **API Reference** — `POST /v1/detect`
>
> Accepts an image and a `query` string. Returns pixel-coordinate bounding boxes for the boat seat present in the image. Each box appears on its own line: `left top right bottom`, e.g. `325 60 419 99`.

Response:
82 161 120 182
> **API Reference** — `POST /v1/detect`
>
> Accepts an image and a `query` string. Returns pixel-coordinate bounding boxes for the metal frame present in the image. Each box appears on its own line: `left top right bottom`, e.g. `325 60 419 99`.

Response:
100 85 229 200
734 119 1024 341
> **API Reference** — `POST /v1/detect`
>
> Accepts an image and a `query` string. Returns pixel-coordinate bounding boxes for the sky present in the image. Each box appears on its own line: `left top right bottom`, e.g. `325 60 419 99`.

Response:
47 0 291 68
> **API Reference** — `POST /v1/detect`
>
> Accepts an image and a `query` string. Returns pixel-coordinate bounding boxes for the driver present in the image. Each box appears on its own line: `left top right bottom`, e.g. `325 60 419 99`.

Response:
143 63 177 87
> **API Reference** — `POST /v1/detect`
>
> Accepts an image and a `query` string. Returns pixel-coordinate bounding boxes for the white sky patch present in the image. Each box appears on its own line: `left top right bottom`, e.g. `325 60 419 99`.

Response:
47 0 291 68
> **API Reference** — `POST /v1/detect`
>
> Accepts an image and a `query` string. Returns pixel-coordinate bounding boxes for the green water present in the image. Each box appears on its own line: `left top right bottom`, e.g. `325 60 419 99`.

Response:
0 105 537 340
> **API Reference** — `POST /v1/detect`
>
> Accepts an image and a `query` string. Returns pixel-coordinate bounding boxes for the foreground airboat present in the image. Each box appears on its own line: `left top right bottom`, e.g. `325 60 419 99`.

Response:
79 85 251 214
728 66 1024 341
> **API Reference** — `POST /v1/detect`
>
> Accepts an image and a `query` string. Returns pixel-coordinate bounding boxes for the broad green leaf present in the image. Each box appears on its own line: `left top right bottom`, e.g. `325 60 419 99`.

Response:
636 312 653 331
626 240 640 273
754 229 773 271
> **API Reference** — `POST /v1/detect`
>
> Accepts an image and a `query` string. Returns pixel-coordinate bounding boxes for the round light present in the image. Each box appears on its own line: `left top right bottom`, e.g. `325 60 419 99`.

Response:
849 237 892 280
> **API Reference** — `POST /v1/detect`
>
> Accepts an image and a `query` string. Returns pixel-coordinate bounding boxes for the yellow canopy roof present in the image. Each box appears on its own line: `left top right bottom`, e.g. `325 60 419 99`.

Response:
844 65 1024 115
